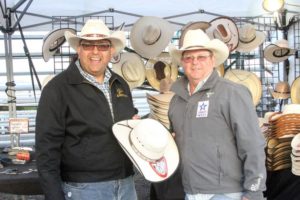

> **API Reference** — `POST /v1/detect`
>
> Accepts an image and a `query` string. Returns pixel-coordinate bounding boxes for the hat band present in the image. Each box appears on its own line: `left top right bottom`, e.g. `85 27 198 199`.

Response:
274 90 290 94
240 35 256 44
81 34 107 38
129 130 158 162
272 49 290 57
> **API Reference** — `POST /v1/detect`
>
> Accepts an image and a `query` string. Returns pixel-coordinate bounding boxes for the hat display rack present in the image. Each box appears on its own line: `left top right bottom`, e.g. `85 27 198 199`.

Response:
2 4 299 133
42 10 300 119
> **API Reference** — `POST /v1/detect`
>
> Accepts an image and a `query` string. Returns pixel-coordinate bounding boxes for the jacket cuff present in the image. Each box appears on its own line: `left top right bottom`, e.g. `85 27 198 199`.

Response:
243 190 265 200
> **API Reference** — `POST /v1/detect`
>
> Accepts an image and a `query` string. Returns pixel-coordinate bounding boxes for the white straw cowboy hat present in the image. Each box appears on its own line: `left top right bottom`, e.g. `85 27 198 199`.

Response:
235 23 266 53
65 19 126 56
271 81 291 100
206 16 239 52
169 29 229 67
179 21 211 48
145 52 178 91
130 16 174 59
224 69 262 106
291 76 300 104
112 52 146 90
41 74 55 90
112 118 179 182
42 28 76 62
264 39 296 63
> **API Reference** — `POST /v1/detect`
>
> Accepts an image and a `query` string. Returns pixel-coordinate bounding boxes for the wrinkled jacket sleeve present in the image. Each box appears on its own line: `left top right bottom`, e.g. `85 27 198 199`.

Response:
36 83 66 200
223 85 266 200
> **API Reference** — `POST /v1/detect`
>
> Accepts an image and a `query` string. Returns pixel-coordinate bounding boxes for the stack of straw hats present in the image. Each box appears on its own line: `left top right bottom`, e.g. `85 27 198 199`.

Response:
291 133 300 176
265 104 300 171
146 92 174 130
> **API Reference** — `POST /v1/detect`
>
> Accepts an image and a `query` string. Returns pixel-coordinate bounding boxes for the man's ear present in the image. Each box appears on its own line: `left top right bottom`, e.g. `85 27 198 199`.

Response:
110 47 116 57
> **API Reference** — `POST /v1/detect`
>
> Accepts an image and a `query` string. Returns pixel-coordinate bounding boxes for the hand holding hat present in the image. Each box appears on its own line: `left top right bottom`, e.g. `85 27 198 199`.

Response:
112 118 179 182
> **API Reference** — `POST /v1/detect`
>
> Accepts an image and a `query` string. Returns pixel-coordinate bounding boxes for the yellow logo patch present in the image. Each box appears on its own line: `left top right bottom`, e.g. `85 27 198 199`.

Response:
116 88 128 98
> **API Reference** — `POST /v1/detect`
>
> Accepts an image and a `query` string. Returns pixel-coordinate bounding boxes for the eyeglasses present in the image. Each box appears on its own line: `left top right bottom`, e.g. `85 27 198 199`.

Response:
182 54 212 63
80 43 111 51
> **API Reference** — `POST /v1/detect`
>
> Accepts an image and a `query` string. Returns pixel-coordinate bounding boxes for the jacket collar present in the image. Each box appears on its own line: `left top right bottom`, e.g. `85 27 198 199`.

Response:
65 61 120 85
171 69 219 100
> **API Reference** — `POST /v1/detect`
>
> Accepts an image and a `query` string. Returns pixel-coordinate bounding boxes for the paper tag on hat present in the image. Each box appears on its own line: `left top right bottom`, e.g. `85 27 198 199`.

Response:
196 101 209 118
149 157 168 178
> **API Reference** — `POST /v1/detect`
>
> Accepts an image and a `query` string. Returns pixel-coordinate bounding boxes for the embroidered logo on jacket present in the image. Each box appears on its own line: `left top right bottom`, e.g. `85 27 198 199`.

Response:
116 88 128 98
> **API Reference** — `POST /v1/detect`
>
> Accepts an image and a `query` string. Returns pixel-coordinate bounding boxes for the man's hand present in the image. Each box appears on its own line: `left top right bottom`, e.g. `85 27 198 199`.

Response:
132 114 141 120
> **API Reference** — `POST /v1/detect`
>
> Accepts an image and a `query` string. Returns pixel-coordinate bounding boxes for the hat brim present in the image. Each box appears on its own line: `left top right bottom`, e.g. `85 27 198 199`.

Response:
236 31 265 53
291 76 300 104
42 28 76 62
224 69 262 106
206 17 239 52
145 52 178 91
64 30 125 56
179 21 211 48
112 52 146 90
112 119 179 182
130 16 174 59
264 44 296 63
271 91 290 99
169 39 229 67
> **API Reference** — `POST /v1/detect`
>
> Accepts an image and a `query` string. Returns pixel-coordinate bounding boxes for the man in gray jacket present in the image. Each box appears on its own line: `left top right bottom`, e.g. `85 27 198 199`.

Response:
168 29 266 200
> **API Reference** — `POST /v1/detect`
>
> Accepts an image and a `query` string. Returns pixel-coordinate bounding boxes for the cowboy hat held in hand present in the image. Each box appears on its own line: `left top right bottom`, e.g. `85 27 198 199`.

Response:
112 118 179 182
168 29 229 67
64 19 126 56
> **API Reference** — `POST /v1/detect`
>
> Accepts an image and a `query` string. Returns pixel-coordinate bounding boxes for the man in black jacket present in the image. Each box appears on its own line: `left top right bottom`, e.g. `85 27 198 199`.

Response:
36 19 139 200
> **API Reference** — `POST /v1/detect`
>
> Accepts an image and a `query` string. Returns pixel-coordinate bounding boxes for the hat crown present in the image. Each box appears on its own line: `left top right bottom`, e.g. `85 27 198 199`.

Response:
80 19 110 37
213 24 231 42
275 39 289 48
121 61 140 82
130 119 169 161
239 24 256 42
275 81 290 93
182 29 211 50
142 24 161 45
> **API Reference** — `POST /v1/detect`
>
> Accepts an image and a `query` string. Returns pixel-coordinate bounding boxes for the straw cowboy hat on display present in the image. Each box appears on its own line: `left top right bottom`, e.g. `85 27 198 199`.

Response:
145 52 178 91
112 52 146 90
179 21 211 48
224 69 262 106
65 19 126 56
291 76 300 104
130 16 174 59
112 118 179 182
271 81 291 100
206 16 239 52
235 23 266 53
264 39 296 63
169 29 229 67
42 28 76 62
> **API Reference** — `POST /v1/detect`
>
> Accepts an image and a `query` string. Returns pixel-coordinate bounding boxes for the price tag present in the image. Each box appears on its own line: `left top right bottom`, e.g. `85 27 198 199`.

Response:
9 118 29 134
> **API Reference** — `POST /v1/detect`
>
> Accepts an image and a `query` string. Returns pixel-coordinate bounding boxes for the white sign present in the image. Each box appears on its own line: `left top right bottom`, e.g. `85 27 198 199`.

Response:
9 118 29 134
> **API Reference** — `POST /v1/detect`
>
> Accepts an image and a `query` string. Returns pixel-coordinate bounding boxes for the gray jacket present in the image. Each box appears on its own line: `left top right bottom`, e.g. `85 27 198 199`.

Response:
168 70 266 200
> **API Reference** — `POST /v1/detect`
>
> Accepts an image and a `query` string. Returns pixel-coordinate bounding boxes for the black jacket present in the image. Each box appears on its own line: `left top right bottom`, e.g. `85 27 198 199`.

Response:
36 62 136 200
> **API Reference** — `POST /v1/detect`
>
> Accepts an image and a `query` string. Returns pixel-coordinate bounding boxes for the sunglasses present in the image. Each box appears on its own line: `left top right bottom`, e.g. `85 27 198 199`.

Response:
80 42 111 51
182 54 212 63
